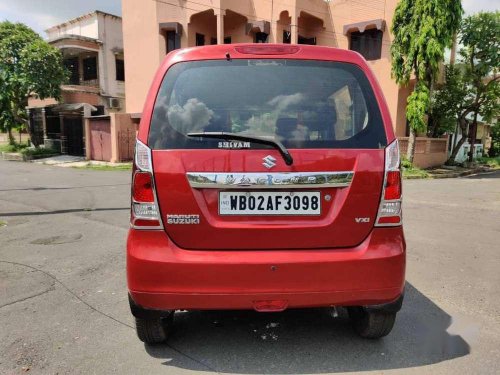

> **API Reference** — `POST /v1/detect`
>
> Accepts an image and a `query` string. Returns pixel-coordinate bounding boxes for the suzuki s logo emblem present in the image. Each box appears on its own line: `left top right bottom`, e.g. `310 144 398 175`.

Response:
262 155 277 169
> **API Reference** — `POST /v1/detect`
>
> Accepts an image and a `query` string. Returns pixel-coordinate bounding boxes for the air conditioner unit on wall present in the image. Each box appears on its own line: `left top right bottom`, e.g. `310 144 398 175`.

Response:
108 97 121 109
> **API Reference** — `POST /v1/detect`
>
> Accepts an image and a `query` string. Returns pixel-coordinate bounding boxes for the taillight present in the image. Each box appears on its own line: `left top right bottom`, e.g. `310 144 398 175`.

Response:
376 139 402 227
133 172 154 202
384 171 402 200
130 140 162 229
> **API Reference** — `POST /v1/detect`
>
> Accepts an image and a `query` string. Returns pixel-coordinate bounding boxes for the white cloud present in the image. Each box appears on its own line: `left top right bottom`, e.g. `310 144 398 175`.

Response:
167 98 214 133
268 93 305 113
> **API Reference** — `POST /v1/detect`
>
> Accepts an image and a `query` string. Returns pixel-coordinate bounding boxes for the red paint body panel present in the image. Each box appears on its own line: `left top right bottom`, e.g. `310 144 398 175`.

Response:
127 227 405 310
153 148 384 249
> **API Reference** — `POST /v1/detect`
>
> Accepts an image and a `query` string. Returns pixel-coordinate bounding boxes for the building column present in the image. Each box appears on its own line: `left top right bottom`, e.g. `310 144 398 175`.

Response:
110 113 119 163
41 108 48 145
26 108 31 145
59 114 67 155
215 9 226 45
290 17 298 44
84 117 92 160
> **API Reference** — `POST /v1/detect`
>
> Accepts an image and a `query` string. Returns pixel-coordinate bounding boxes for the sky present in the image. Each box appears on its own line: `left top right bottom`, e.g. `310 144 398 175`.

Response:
0 0 122 36
0 0 498 37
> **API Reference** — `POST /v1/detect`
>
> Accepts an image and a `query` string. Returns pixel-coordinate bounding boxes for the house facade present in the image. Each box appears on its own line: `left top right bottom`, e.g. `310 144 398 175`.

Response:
448 116 493 163
27 11 126 156
122 0 410 138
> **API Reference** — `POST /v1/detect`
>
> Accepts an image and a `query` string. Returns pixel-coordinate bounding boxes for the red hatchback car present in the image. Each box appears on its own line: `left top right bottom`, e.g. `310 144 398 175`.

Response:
127 44 405 343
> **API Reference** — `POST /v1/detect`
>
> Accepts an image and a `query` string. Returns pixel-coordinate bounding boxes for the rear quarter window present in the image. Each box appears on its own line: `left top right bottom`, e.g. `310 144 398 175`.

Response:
149 59 386 149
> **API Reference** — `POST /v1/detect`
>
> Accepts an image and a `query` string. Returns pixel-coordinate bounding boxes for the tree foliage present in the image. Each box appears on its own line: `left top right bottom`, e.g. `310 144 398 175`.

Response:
430 12 500 163
427 66 466 137
0 21 68 145
489 124 500 157
391 0 463 163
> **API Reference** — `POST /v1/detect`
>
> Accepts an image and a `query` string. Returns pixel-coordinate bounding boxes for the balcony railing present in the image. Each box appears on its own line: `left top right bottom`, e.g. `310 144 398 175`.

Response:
67 77 99 88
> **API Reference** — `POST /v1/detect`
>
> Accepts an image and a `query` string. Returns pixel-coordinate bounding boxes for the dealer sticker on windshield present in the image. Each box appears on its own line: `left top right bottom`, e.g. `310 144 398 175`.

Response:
219 191 321 216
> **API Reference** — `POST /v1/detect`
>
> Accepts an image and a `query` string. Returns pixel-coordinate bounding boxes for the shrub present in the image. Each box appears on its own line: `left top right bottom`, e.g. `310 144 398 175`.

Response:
20 147 59 157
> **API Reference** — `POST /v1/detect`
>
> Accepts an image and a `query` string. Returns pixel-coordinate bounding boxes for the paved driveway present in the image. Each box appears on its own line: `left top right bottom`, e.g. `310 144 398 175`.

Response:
0 161 499 374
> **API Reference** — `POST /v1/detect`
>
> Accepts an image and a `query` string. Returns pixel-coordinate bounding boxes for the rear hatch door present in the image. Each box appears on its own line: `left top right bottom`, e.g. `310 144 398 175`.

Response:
150 58 387 250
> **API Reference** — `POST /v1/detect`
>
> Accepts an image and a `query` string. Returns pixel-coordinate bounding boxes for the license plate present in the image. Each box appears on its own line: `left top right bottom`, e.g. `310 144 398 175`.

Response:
219 191 321 216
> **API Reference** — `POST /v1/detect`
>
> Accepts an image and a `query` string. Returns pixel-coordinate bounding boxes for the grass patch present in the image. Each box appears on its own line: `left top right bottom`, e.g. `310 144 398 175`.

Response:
401 157 430 179
0 220 7 227
0 142 29 153
74 163 132 171
403 167 430 179
21 147 59 157
476 156 500 169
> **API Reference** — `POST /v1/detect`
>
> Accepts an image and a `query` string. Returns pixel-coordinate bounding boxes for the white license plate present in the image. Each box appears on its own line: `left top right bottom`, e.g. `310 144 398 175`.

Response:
219 191 321 216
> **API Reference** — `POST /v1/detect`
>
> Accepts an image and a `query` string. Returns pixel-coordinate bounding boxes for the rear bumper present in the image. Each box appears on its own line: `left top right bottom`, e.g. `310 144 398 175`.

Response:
127 227 406 311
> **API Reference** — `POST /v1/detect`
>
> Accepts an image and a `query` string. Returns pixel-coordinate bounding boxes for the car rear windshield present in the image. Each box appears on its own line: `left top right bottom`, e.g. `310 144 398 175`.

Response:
149 59 387 149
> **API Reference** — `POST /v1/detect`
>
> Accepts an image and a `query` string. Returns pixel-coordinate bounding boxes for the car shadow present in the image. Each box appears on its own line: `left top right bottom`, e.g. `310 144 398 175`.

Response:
145 283 470 373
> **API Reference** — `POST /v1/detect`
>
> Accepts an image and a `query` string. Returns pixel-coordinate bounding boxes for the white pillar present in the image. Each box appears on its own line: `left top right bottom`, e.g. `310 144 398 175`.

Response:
291 25 298 44
290 11 298 44
215 10 226 45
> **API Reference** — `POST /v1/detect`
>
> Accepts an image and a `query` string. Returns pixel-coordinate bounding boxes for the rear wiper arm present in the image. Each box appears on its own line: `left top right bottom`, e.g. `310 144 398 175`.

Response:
187 132 294 166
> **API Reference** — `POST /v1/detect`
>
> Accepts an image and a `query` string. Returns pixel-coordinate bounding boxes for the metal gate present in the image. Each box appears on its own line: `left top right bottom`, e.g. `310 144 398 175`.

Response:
28 109 44 146
62 116 84 156
89 119 112 161
118 127 136 161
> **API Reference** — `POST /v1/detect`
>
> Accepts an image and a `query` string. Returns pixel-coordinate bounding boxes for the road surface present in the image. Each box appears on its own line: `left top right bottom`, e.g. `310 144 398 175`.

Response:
0 161 499 374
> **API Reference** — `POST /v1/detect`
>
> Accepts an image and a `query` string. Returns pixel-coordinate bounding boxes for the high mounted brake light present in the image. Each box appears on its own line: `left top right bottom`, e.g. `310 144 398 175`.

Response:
375 139 402 227
130 140 163 229
234 45 300 55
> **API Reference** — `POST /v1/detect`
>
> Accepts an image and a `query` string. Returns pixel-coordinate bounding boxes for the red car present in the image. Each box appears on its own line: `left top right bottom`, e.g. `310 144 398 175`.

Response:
127 44 405 343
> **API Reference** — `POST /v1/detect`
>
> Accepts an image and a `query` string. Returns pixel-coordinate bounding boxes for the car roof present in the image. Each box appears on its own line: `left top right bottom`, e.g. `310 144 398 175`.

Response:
165 43 368 66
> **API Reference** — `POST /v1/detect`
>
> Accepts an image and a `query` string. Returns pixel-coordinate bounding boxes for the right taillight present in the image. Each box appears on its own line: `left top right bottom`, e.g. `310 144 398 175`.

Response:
130 140 163 230
376 139 402 227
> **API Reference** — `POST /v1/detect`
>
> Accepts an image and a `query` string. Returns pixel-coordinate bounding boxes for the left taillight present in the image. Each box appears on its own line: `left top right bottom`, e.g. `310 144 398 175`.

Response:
375 139 402 227
130 140 162 230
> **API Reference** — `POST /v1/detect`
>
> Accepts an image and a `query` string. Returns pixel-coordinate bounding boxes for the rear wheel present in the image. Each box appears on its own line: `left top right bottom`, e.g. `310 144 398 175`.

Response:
135 314 174 344
348 307 396 339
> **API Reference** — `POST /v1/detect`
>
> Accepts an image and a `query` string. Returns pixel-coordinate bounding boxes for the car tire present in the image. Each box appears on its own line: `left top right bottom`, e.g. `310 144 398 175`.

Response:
347 307 396 339
135 314 173 344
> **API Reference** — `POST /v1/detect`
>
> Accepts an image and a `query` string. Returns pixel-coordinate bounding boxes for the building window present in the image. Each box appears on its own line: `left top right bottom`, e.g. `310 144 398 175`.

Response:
224 36 232 44
283 30 291 44
349 29 383 61
299 35 316 45
196 33 205 46
64 58 79 85
115 58 125 82
255 32 268 43
83 56 97 81
166 30 180 53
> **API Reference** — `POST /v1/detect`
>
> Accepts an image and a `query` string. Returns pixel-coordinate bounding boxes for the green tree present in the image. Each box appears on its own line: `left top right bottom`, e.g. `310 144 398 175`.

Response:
489 123 500 157
0 21 68 146
430 12 499 163
0 71 15 142
427 65 466 139
391 0 463 164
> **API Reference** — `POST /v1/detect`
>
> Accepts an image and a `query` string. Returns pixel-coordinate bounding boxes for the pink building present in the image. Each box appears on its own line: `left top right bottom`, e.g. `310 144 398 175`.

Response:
122 0 410 139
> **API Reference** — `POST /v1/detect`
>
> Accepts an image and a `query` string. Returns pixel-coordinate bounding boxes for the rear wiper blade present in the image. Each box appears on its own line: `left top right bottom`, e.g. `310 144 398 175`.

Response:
187 131 294 166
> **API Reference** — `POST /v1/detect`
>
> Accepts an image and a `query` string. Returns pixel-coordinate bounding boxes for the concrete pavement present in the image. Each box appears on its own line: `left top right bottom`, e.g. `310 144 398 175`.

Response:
0 160 499 374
